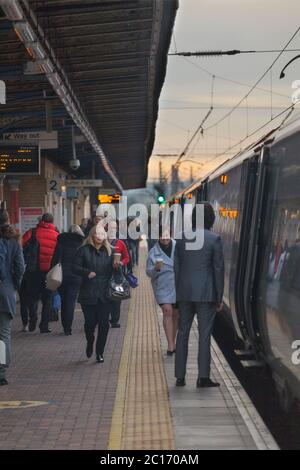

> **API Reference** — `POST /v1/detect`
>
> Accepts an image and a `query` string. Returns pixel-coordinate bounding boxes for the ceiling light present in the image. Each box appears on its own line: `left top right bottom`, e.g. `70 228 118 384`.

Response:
0 0 24 20
13 21 36 43
47 72 62 88
29 41 46 59
37 59 54 74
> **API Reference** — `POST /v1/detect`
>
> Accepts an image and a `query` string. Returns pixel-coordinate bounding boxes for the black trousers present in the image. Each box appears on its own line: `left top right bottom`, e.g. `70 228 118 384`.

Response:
81 300 111 355
59 280 81 334
19 277 38 326
26 272 53 330
110 301 121 325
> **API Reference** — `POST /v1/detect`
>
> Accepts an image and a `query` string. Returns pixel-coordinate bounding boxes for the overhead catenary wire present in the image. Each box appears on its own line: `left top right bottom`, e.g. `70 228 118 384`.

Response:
202 26 300 133
162 74 215 182
182 57 291 99
179 25 300 180
193 104 296 180
159 27 300 184
169 48 300 57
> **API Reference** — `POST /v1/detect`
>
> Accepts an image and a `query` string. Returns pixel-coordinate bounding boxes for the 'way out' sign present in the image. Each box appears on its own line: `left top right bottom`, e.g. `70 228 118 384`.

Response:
3 131 58 149
0 80 5 104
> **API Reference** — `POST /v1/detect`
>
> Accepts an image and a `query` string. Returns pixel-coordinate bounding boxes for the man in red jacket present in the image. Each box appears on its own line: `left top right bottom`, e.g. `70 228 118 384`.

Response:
22 213 59 333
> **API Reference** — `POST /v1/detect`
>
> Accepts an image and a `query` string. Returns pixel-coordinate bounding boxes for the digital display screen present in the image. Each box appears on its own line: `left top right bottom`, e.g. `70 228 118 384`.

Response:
98 194 121 204
0 145 40 175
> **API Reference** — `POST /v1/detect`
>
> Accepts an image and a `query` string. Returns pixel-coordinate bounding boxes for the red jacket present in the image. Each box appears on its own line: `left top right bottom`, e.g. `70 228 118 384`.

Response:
22 221 59 272
114 239 130 266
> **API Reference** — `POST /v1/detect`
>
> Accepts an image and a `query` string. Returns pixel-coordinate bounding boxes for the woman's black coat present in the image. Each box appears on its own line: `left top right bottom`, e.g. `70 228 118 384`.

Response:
52 232 84 283
72 243 113 305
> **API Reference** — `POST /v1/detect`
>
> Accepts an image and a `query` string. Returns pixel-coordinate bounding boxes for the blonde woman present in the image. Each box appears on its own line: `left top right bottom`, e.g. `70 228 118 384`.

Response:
73 224 113 363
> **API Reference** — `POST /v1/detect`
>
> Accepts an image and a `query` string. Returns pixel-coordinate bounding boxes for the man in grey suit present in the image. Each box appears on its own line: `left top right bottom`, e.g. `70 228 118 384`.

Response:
174 202 224 388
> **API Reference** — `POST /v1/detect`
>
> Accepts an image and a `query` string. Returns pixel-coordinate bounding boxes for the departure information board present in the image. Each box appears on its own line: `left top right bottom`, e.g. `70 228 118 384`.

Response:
0 145 40 175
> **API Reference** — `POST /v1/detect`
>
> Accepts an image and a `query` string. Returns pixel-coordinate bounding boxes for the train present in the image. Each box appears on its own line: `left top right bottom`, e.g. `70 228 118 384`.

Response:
168 111 300 411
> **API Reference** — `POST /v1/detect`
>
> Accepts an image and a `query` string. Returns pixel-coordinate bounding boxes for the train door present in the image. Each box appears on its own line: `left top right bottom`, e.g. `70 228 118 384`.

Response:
207 162 249 340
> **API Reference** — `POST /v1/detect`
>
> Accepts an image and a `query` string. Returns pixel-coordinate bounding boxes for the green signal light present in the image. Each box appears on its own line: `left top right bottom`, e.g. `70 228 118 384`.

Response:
157 195 165 204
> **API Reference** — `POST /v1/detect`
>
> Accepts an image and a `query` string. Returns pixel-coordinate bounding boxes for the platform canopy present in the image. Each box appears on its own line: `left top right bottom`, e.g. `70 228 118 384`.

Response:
0 0 178 189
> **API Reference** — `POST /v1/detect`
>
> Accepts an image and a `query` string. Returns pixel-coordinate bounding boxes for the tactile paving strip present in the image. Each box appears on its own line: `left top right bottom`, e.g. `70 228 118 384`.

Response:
109 247 175 450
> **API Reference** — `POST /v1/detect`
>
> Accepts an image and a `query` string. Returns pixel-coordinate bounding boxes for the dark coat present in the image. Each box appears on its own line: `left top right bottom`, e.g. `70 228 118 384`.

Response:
52 232 85 284
175 229 224 304
0 225 25 317
72 243 113 305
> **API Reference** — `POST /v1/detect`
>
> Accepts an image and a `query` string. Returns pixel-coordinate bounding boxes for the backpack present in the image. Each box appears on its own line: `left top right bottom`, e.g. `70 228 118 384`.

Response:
0 238 8 282
23 228 40 273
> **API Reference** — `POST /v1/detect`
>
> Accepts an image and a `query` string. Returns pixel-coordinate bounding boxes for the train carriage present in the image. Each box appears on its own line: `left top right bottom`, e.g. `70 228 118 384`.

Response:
170 113 300 410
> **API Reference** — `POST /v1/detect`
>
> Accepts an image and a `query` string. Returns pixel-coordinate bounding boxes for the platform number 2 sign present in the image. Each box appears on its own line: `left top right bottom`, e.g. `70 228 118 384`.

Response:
48 179 61 193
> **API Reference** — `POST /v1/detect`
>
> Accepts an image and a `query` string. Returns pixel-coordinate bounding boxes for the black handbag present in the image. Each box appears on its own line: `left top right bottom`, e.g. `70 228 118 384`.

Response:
107 268 131 302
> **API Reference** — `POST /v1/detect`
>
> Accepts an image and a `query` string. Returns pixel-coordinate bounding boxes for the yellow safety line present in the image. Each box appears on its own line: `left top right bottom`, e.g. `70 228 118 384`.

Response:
108 293 135 449
108 247 175 450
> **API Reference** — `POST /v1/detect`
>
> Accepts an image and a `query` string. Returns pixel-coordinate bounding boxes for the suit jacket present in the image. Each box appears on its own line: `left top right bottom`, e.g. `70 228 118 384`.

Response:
174 229 224 304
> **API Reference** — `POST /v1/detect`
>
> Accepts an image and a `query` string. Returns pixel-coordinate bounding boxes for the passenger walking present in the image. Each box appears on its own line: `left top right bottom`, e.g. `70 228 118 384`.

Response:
0 209 25 386
147 215 158 252
84 214 103 237
22 213 59 333
73 225 113 363
174 203 224 388
80 218 89 233
107 220 130 328
51 225 85 335
146 227 179 355
127 217 141 267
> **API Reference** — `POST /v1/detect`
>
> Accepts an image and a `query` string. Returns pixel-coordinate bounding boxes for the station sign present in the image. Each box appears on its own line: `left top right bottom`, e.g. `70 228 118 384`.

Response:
0 145 40 175
47 178 64 193
3 131 58 149
65 179 103 188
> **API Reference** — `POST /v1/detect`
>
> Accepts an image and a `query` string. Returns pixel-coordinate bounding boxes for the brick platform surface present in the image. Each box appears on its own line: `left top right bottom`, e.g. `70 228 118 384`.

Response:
0 300 129 450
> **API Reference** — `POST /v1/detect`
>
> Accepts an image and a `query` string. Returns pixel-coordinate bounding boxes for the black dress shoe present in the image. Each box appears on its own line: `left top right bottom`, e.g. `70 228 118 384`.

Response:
197 378 220 388
86 341 93 358
40 328 52 333
96 354 104 363
64 331 72 336
167 350 176 356
110 323 120 328
0 378 8 386
176 378 186 387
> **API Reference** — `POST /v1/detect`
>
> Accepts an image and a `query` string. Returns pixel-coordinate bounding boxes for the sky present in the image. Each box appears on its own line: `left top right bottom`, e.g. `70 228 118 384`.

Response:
147 0 300 186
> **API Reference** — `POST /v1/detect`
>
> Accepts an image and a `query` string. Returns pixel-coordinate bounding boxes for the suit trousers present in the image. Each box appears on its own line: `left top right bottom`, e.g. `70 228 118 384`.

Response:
175 301 216 380
81 300 111 355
